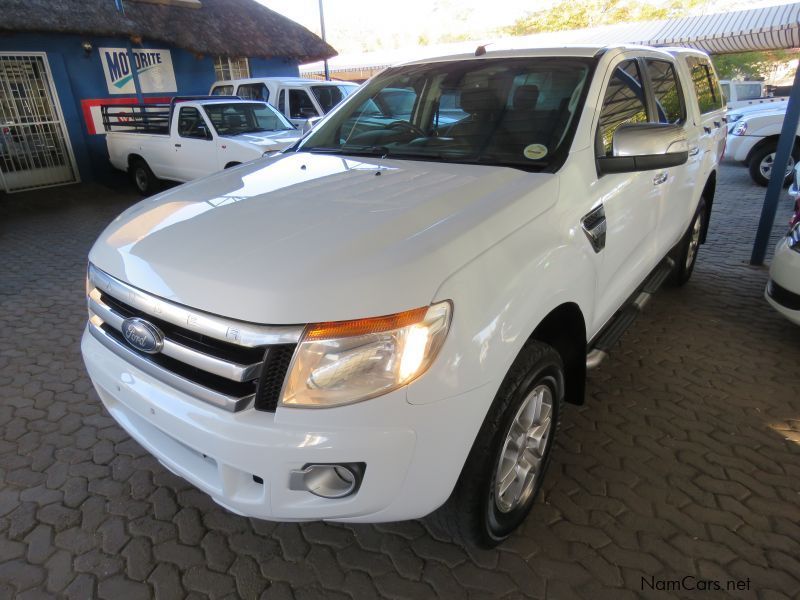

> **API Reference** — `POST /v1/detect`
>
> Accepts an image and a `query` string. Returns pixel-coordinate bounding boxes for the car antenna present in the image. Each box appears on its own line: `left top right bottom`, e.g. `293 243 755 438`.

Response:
475 43 493 56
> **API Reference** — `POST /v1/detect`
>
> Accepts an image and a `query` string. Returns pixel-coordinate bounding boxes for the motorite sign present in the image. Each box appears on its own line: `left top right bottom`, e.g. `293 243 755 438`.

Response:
99 47 177 94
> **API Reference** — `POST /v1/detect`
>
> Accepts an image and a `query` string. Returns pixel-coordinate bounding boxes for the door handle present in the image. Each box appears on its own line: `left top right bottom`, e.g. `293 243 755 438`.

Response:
688 146 699 156
174 143 182 148
653 172 668 185
713 121 721 128
703 126 711 134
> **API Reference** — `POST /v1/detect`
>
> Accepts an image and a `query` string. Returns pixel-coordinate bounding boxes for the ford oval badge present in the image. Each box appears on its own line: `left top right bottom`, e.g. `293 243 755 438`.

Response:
121 317 164 354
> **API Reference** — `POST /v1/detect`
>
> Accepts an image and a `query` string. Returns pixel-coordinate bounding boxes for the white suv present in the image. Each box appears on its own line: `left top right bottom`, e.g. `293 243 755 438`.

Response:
83 45 724 546
210 77 358 127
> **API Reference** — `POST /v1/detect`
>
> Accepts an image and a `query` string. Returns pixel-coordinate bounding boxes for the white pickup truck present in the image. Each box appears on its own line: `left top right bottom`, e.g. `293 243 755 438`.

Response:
83 45 724 547
104 96 301 194
210 77 358 128
726 103 800 186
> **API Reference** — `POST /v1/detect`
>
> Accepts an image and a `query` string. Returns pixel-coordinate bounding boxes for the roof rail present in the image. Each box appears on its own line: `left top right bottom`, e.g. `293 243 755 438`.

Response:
170 95 244 104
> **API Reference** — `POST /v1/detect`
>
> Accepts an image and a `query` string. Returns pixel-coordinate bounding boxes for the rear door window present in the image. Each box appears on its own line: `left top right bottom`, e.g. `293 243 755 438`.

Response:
237 83 269 102
597 60 649 156
288 89 319 119
645 59 685 124
687 57 724 113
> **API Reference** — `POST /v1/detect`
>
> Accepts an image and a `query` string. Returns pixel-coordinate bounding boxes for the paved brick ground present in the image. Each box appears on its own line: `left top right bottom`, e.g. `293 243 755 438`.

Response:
1 163 799 599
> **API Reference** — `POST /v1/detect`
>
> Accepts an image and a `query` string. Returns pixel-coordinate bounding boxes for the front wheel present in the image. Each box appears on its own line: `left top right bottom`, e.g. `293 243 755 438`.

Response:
748 142 798 187
670 198 707 286
433 341 563 548
130 158 159 196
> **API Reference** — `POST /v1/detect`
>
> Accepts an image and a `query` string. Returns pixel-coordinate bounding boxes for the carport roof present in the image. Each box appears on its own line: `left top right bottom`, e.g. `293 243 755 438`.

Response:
301 2 800 74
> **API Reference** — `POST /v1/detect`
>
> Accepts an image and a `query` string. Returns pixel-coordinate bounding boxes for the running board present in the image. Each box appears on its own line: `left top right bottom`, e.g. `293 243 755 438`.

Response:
586 257 675 370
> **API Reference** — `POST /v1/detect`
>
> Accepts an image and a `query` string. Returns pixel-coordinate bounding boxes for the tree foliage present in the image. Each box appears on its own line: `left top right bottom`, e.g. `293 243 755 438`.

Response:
711 51 794 81
503 0 706 36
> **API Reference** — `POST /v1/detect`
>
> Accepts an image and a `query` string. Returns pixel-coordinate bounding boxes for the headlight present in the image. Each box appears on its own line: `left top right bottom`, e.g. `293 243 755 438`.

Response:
281 301 452 408
731 121 747 136
789 223 800 252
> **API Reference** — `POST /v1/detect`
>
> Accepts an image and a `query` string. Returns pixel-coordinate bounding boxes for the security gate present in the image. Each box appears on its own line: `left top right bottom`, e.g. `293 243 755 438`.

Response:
0 53 79 193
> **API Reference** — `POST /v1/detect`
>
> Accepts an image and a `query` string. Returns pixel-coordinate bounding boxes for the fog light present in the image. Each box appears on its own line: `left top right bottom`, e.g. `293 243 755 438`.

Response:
289 463 365 498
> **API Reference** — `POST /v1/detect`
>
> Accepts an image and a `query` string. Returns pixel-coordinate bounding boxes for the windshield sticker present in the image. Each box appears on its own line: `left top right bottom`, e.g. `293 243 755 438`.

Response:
523 144 548 160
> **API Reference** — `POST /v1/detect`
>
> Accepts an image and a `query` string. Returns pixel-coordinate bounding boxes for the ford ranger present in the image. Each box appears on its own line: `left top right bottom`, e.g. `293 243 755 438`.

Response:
104 96 301 194
82 45 724 547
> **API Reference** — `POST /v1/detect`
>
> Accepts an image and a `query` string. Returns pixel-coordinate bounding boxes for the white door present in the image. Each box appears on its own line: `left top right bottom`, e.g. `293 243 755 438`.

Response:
591 57 661 330
171 105 218 181
0 53 79 193
643 57 696 252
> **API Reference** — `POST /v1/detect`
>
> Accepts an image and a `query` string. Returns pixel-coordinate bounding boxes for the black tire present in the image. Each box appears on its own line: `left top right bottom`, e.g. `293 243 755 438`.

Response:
670 198 707 286
130 158 159 196
748 141 798 187
433 341 563 548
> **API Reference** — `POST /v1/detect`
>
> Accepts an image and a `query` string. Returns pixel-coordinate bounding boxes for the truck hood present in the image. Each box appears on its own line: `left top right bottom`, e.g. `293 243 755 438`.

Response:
226 130 301 151
90 152 558 324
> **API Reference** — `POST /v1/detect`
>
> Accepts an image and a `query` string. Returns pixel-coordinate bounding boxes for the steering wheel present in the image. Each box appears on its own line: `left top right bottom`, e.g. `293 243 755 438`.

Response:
387 120 426 138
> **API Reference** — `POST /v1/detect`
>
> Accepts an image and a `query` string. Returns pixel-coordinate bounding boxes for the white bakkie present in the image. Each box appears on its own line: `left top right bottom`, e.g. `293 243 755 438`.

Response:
82 45 725 547
104 97 301 194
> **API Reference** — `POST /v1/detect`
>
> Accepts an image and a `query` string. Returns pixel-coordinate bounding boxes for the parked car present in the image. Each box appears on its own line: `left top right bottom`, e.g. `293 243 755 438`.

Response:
726 104 800 186
726 101 788 132
82 44 723 547
719 79 787 109
209 77 358 127
103 96 301 194
766 168 800 324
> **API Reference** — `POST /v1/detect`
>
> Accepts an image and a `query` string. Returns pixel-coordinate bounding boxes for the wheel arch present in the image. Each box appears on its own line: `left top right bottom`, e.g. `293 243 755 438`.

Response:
745 134 800 166
224 161 242 169
127 153 147 171
699 170 716 244
528 302 587 405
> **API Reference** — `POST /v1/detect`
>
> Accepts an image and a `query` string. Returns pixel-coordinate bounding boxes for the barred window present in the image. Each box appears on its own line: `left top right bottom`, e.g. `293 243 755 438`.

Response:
213 57 250 81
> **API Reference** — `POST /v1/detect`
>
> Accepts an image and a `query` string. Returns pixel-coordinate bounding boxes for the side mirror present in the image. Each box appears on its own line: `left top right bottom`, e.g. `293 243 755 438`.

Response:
597 123 688 175
302 117 322 134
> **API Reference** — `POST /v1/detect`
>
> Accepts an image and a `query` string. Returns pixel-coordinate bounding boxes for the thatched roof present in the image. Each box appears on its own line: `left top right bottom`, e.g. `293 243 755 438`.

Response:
0 0 337 63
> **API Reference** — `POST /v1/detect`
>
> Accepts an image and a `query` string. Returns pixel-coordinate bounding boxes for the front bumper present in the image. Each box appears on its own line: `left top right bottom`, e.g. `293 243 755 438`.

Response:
81 326 490 522
725 134 760 163
766 237 800 325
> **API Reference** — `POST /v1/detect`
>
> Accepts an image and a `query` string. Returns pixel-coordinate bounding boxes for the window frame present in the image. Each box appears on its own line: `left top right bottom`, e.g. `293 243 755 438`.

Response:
213 56 250 81
287 88 320 119
686 57 724 115
236 83 269 102
594 57 652 158
642 58 687 126
177 106 213 140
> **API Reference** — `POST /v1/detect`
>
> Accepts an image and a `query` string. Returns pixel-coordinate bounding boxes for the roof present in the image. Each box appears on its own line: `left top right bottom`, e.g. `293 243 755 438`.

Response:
214 76 359 86
0 0 337 63
301 2 800 74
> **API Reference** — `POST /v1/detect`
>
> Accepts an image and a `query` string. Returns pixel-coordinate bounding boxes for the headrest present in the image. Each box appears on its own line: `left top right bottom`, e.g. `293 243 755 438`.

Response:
225 114 243 127
459 86 505 114
513 85 539 110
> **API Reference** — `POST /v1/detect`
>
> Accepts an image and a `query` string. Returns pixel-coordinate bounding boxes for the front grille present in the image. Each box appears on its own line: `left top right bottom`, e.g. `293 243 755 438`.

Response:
87 264 303 413
768 280 800 311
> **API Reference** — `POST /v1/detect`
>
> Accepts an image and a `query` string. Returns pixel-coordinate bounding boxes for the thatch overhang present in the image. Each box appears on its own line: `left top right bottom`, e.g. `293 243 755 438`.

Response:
0 0 337 63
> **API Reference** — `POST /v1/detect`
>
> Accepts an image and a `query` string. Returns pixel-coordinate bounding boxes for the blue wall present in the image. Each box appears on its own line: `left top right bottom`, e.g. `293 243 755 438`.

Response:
0 32 299 182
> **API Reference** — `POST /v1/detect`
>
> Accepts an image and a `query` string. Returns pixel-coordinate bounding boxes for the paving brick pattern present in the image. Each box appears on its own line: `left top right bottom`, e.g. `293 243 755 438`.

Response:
1 163 799 599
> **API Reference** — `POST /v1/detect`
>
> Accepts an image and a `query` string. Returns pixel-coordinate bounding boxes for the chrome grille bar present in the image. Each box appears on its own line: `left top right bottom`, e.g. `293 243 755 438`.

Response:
88 294 262 382
87 322 255 412
88 264 303 347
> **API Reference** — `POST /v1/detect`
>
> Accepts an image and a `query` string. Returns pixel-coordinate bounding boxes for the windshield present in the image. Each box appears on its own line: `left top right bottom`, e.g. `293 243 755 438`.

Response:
202 102 294 136
311 85 357 113
297 57 594 171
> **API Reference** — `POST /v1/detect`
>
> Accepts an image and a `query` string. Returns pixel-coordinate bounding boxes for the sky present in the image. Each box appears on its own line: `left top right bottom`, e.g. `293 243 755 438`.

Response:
259 0 799 55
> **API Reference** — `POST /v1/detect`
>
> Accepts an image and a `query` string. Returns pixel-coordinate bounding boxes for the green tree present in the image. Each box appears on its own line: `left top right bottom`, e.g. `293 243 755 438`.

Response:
503 0 705 36
712 51 793 81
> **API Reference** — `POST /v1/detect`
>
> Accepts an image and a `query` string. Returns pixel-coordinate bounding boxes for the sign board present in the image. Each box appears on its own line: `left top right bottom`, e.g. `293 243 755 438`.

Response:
99 48 177 95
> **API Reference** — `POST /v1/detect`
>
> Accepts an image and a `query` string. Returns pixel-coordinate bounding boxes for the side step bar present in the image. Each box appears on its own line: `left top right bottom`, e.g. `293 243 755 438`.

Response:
586 257 675 370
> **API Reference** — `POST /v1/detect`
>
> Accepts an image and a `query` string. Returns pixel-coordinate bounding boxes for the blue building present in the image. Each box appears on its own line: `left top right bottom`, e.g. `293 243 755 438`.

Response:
0 0 335 192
